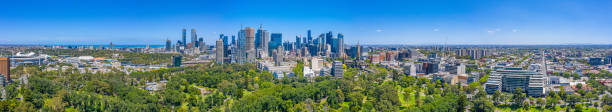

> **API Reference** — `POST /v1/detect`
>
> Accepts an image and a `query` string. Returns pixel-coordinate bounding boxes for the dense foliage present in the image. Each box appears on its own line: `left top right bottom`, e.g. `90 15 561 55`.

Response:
0 62 607 112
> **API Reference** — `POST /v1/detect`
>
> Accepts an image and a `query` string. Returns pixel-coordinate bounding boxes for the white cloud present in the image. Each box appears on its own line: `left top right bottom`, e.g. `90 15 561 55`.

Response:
512 29 518 32
487 28 501 34
487 30 496 34
376 29 383 32
433 29 439 31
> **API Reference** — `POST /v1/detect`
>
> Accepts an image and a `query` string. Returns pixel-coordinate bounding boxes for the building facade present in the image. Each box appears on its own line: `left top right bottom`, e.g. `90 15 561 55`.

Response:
216 38 224 64
0 57 10 85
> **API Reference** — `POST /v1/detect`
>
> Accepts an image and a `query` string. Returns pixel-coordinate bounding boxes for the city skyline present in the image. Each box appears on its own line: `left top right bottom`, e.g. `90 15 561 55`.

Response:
1 0 612 45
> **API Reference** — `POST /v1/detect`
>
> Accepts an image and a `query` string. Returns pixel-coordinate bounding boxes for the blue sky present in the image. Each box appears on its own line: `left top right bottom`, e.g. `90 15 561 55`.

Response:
1 0 611 45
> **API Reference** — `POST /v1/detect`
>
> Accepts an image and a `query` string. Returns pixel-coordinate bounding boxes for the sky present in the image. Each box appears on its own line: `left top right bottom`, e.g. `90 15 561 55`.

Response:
1 0 611 45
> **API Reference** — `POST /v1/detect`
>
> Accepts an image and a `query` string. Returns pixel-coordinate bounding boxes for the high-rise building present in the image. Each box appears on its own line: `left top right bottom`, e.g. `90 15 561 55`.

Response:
216 38 224 64
348 42 362 60
198 38 206 51
398 49 412 61
191 29 197 47
307 30 312 43
0 57 10 85
337 37 344 57
223 35 229 56
176 40 183 53
245 27 255 62
356 42 361 60
255 26 269 57
325 31 333 45
273 46 283 66
182 28 187 47
269 33 282 56
231 35 236 46
319 34 327 54
219 34 225 43
295 35 301 48
172 55 182 67
422 62 439 75
332 61 343 78
237 29 246 63
165 39 172 51
245 27 255 50
223 35 229 46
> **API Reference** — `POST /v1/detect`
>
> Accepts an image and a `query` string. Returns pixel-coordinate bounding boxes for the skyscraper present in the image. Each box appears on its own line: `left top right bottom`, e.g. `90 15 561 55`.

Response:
255 26 262 49
319 34 326 52
223 35 229 56
231 35 236 46
269 33 282 56
331 35 338 54
245 27 255 62
273 46 283 66
219 34 225 41
337 37 344 57
0 57 10 85
191 29 197 47
182 28 187 47
295 35 301 48
165 39 172 51
245 27 255 50
216 38 224 64
307 30 312 43
198 37 205 51
237 29 246 63
354 41 361 60
176 40 183 52
325 31 333 45
223 35 229 46
255 25 269 57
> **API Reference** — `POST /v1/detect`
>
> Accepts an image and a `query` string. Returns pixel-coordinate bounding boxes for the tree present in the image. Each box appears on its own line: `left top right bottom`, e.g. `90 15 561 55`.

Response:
347 92 363 112
536 98 545 108
83 80 111 95
574 104 584 112
326 89 344 109
585 92 596 103
471 97 494 112
604 105 612 112
492 90 502 105
0 99 19 111
14 102 37 112
415 87 421 106
372 84 400 111
603 94 612 105
456 93 467 112
550 93 561 108
567 94 581 107
218 80 240 97
44 95 67 112
511 88 526 108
